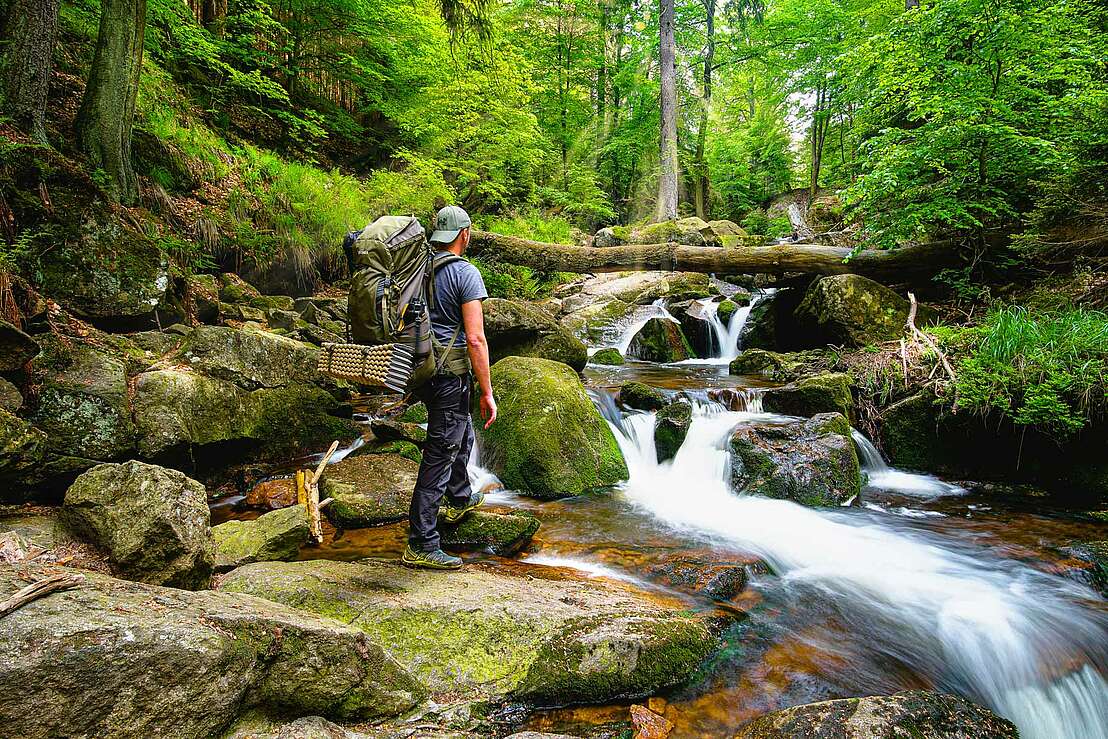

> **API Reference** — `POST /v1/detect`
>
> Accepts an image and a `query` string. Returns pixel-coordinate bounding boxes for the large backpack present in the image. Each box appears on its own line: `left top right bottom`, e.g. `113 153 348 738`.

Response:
317 215 467 393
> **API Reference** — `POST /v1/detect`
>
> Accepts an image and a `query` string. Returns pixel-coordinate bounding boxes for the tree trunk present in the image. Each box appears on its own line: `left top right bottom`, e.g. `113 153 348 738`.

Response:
693 0 715 220
656 0 678 222
201 0 227 35
75 0 146 205
469 230 961 283
1 0 59 144
596 0 608 150
809 82 829 201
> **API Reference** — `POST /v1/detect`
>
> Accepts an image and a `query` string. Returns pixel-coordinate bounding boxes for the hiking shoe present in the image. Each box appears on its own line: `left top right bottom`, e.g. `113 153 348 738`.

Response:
401 546 462 570
440 491 485 524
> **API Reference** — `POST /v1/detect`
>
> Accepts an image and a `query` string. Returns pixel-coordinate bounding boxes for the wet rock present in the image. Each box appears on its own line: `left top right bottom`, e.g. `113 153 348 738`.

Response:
716 296 746 323
218 558 715 706
0 319 39 370
620 382 666 411
733 690 1018 739
0 409 47 496
730 413 861 507
762 372 853 419
795 274 937 347
483 298 588 371
370 418 427 445
655 400 692 463
398 402 429 424
0 562 423 738
480 357 627 499
132 369 358 459
737 286 808 352
212 504 309 571
0 377 22 412
878 391 945 471
644 555 749 601
670 299 717 357
590 347 625 365
322 453 419 528
1058 541 1108 596
441 510 540 556
630 703 675 738
29 336 136 461
60 461 214 588
627 318 694 363
505 733 581 739
246 478 298 509
174 325 321 389
729 348 833 382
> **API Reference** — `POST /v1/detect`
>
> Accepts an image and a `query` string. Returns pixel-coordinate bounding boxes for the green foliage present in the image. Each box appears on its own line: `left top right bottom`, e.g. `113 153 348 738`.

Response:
950 307 1108 435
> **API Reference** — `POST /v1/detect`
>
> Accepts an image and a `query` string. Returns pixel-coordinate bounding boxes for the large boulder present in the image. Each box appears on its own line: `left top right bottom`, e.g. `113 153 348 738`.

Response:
0 319 38 370
590 347 625 366
795 274 935 347
0 377 22 412
620 382 667 411
321 453 420 528
627 317 694 363
441 510 540 556
218 558 715 706
634 217 722 247
481 357 626 498
762 372 854 420
28 336 136 461
738 286 808 352
655 400 692 463
132 369 358 459
212 504 310 571
59 461 215 588
482 298 588 372
734 690 1018 739
730 413 861 506
0 563 423 738
729 348 834 382
174 325 321 389
0 409 47 496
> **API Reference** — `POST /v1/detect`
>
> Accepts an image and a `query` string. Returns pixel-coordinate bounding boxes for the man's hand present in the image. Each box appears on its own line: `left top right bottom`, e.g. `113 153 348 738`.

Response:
479 392 497 429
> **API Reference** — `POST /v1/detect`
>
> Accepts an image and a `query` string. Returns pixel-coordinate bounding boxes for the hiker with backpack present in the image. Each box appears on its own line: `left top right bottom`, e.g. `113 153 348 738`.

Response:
324 205 495 570
401 205 495 569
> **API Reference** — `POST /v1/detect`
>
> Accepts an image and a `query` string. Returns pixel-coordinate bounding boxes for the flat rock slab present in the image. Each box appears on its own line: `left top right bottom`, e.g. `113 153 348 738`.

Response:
0 563 423 739
218 558 714 706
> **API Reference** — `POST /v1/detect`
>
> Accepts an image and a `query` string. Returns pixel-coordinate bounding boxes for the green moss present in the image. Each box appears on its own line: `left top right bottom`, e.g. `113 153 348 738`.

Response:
620 382 666 411
398 403 428 424
654 401 692 462
480 357 627 498
442 511 540 555
591 348 626 366
763 373 854 420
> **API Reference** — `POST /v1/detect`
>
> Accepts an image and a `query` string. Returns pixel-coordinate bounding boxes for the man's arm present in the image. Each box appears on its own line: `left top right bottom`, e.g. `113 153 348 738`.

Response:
461 299 496 429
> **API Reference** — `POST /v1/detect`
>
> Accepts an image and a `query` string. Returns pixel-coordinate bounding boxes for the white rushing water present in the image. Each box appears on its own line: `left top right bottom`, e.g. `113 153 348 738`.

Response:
604 299 680 357
609 403 1108 739
851 429 967 498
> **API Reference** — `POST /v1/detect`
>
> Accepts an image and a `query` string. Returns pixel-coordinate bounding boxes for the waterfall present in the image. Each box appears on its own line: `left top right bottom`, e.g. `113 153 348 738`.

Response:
597 299 680 357
851 429 966 497
610 404 1108 739
677 291 768 365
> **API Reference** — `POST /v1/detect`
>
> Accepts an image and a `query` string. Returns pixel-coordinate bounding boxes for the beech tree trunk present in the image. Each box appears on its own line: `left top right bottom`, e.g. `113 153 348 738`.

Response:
693 0 716 220
657 0 678 222
0 0 59 144
469 230 961 283
75 0 147 205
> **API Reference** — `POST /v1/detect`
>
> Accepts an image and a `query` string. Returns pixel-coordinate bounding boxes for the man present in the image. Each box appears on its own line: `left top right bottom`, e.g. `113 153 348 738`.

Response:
401 205 497 570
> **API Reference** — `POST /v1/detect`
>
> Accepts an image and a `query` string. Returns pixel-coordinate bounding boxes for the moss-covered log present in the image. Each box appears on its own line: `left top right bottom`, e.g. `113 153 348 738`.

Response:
469 230 960 282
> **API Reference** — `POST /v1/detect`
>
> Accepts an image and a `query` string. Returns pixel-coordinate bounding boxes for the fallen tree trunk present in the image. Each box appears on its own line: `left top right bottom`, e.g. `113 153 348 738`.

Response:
469 231 962 282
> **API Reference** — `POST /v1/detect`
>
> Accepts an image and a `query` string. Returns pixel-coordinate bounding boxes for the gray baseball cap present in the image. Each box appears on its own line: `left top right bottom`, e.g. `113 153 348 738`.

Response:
428 205 472 244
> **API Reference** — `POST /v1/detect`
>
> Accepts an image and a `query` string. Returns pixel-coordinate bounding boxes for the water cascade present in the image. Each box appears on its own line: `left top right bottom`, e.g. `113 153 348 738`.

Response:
607 299 680 356
608 403 1108 739
851 429 967 497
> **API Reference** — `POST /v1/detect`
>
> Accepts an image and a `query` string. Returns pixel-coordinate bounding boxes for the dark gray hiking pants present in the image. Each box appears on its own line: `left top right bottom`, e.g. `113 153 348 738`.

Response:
408 373 475 552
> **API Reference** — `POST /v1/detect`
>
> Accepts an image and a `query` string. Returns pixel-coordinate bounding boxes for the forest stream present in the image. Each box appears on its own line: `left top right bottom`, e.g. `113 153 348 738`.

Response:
212 288 1108 739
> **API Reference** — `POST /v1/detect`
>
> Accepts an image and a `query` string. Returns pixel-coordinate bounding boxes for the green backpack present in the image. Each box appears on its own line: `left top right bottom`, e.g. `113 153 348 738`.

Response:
318 215 468 393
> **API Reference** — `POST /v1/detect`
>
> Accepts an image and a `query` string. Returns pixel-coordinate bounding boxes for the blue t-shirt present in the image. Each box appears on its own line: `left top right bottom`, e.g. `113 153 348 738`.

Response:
430 256 487 348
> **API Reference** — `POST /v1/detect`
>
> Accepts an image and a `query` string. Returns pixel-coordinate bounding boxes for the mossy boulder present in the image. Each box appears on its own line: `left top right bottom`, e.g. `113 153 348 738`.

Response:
483 298 588 371
132 369 358 459
795 274 937 347
737 286 809 352
0 319 39 370
627 317 695 363
28 336 136 461
0 563 423 738
60 461 215 589
38 210 170 322
734 690 1018 739
480 357 627 498
0 409 47 498
321 453 420 528
174 325 321 390
729 348 834 382
762 372 854 420
441 510 540 555
398 402 428 424
707 219 747 237
620 382 667 411
0 377 22 412
593 226 626 247
879 392 946 472
212 504 309 571
634 217 722 247
590 348 625 365
716 297 745 324
218 558 715 705
655 400 692 463
369 418 426 445
730 413 861 507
